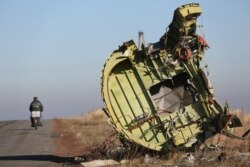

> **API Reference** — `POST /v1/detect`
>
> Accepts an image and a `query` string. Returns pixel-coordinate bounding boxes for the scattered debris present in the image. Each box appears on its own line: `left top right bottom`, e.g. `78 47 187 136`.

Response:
143 154 151 164
183 153 195 164
74 156 85 163
206 144 221 151
81 159 122 167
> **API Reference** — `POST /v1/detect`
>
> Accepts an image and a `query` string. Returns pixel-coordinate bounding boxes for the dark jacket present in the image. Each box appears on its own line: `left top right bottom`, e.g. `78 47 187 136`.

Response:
29 99 44 112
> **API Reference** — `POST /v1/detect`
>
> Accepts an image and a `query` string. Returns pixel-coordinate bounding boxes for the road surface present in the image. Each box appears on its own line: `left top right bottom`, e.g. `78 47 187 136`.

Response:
0 120 75 167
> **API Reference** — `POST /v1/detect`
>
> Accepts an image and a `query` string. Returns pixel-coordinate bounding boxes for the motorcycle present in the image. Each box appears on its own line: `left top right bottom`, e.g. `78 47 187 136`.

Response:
31 111 42 130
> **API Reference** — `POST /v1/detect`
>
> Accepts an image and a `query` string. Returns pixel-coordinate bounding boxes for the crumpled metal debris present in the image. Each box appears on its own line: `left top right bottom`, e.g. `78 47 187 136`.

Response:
81 159 121 167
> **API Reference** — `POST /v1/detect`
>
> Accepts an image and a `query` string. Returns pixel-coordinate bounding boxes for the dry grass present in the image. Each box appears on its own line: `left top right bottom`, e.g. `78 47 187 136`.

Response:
54 109 114 157
53 109 250 166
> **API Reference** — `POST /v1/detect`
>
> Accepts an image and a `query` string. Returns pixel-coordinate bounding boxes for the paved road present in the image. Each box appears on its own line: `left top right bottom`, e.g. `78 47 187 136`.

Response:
0 120 75 167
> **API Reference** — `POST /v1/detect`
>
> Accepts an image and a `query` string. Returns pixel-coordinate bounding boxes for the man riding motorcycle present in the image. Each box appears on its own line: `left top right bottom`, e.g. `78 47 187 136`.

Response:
29 97 43 127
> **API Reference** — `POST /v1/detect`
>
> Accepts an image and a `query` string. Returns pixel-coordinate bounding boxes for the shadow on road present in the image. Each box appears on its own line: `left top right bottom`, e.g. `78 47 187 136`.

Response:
7 128 34 131
0 154 75 163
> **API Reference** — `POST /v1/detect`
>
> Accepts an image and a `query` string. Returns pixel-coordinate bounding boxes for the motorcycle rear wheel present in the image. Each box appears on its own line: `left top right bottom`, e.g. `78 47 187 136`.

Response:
34 119 38 130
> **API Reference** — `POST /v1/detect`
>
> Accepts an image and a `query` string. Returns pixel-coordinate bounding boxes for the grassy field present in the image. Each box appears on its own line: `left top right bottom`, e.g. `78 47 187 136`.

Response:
54 109 250 166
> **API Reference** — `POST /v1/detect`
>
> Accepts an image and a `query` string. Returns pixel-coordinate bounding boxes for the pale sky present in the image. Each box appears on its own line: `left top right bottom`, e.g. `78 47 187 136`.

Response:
1 0 250 120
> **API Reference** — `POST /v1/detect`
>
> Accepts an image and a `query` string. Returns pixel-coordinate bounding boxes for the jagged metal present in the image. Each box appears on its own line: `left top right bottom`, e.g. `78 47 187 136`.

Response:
101 3 247 151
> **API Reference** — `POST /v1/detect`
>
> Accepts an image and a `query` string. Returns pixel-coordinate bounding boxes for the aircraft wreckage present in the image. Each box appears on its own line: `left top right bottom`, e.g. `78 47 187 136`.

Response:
101 3 249 151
